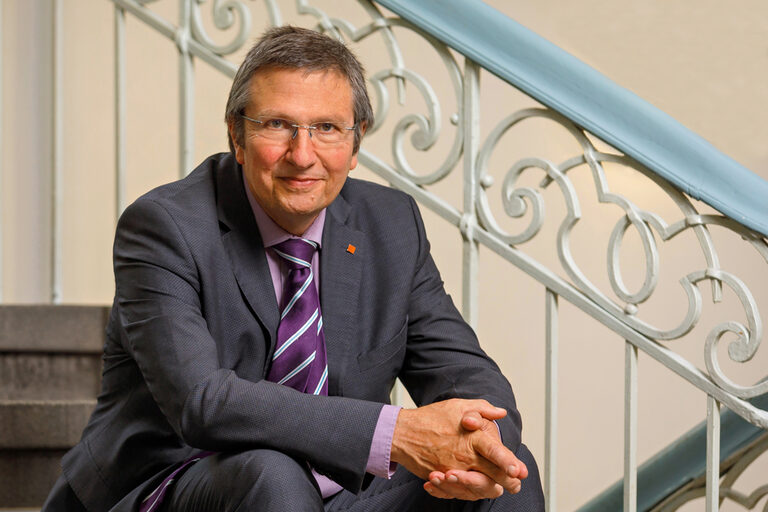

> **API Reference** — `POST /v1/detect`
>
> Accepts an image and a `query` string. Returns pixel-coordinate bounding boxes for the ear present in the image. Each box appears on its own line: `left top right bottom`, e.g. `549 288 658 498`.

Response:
358 121 368 140
228 123 245 164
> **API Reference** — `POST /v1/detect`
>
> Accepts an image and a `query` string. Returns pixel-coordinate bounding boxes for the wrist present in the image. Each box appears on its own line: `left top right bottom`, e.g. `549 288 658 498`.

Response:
390 407 414 465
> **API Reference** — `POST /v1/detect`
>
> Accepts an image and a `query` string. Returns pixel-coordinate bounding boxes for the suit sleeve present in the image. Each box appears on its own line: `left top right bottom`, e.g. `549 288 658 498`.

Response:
398 196 523 452
113 197 382 492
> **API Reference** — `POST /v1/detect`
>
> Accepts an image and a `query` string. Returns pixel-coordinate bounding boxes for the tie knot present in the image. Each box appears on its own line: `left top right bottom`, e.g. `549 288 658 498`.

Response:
274 238 318 270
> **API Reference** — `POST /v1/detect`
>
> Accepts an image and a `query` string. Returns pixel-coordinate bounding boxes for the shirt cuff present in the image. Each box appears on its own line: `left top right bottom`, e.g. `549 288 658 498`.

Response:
365 404 401 478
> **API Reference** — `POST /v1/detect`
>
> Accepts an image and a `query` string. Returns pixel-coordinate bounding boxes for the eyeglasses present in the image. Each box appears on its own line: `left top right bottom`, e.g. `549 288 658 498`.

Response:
240 114 355 146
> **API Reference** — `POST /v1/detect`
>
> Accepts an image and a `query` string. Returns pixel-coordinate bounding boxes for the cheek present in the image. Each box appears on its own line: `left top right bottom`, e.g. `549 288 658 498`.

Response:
326 148 357 172
254 145 285 165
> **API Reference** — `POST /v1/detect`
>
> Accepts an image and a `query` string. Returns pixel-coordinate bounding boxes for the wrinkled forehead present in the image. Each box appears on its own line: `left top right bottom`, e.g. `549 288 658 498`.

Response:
245 67 355 120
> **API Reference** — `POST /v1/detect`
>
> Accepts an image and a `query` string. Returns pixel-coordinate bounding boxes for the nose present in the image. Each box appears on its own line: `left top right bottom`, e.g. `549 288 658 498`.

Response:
284 126 317 168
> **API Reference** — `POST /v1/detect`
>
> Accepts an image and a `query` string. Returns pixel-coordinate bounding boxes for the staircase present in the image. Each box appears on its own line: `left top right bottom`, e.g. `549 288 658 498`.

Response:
0 305 108 509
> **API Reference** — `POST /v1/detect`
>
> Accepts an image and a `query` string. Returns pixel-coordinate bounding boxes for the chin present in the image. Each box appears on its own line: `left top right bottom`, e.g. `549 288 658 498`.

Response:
282 203 322 218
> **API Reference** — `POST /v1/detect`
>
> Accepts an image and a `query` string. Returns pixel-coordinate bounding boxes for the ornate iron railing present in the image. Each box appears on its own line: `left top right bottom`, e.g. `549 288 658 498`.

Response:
4 0 766 509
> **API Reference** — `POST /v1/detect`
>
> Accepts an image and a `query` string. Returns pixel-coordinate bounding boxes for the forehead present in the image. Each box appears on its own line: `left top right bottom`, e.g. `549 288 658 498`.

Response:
246 67 354 120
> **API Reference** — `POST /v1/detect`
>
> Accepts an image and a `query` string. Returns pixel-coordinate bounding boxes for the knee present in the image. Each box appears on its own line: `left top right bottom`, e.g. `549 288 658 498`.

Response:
227 449 323 511
168 448 323 512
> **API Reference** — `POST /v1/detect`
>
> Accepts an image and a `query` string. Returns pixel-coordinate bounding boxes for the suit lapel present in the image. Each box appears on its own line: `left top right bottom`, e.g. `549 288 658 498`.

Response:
216 161 280 359
321 192 364 396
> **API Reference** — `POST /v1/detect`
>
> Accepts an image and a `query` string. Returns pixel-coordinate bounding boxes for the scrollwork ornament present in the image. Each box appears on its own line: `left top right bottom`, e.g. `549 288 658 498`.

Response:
476 108 583 245
698 270 766 398
190 0 253 56
474 105 767 400
607 211 660 305
366 27 462 185
380 67 460 185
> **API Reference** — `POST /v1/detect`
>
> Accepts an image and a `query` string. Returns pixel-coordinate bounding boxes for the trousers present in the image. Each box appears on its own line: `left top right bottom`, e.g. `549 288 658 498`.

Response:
42 445 545 511
162 443 544 511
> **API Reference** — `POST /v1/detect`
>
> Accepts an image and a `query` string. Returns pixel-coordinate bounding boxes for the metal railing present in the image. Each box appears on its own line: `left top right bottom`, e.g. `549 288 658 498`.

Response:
0 0 4 302
3 0 767 509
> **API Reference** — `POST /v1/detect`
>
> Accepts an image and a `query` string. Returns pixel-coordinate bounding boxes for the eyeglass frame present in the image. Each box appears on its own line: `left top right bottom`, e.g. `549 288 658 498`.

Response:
239 113 356 143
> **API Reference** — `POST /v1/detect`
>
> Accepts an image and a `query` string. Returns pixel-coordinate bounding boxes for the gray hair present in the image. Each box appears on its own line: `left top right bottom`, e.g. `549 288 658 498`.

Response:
225 25 373 154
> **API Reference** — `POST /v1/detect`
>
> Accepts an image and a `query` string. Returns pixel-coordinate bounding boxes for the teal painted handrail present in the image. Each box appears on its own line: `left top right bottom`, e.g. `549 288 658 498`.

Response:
576 392 768 511
376 0 768 238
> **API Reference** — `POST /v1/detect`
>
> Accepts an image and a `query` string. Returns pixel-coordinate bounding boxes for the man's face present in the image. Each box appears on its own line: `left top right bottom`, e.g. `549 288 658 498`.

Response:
231 67 360 235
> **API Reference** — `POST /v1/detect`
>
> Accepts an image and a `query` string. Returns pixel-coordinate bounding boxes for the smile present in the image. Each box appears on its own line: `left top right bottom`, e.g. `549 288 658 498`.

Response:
279 177 323 187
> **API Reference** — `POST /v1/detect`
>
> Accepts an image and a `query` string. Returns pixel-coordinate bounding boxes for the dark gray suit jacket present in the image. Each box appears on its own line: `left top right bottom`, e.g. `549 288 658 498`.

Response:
60 152 522 511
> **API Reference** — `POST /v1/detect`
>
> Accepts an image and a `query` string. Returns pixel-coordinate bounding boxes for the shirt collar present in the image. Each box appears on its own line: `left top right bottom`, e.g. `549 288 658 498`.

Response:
242 172 325 249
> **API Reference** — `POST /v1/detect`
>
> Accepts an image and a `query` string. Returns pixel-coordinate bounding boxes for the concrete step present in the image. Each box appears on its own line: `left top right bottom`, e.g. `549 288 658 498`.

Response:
0 305 108 508
0 305 109 353
0 399 96 506
0 354 101 400
0 400 96 450
0 449 67 508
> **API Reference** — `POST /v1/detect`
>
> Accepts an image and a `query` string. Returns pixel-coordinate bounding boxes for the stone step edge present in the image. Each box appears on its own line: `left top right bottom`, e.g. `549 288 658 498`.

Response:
0 399 96 450
0 305 109 353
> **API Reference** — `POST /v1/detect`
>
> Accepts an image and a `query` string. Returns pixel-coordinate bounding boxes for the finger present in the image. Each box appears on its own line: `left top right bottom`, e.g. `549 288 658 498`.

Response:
426 473 480 501
428 471 446 487
461 411 484 431
466 400 507 421
469 435 527 493
515 459 529 480
472 432 519 475
444 470 504 499
426 478 484 501
423 481 454 500
461 414 502 444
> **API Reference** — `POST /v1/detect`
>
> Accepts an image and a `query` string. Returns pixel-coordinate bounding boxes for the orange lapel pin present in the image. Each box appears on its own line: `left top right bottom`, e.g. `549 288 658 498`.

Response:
346 244 356 254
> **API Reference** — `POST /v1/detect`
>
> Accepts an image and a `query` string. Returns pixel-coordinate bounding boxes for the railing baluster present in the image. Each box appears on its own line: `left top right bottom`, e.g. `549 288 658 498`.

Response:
461 59 480 328
178 0 194 177
115 4 126 218
706 395 721 511
624 342 638 512
545 288 558 512
51 0 63 304
0 0 4 302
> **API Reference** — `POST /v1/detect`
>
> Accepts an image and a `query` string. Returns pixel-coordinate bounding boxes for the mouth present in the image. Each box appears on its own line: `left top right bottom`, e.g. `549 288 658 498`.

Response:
279 176 323 188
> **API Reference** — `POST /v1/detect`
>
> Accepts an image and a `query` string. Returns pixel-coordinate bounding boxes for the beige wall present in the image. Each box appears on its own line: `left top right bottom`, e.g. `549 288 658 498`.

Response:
2 0 766 509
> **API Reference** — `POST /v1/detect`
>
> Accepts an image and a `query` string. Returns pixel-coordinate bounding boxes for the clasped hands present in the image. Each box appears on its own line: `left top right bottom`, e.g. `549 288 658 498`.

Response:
391 399 527 501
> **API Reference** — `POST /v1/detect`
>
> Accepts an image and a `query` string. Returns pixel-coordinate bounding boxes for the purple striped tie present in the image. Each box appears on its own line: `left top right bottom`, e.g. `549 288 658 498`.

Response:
266 238 328 395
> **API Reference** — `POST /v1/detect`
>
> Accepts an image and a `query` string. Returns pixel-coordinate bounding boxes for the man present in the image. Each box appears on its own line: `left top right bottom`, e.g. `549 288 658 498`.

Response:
44 26 544 511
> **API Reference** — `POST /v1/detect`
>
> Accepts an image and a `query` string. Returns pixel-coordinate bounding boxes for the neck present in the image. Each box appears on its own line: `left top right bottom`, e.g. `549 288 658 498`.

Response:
273 213 317 237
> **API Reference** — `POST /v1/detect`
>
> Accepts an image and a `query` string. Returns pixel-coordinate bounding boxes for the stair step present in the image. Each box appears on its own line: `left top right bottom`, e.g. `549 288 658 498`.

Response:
0 449 67 508
0 400 96 450
0 353 101 400
0 400 96 506
0 305 109 353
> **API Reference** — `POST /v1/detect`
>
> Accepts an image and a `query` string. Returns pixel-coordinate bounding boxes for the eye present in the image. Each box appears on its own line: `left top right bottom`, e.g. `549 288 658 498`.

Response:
314 122 338 133
263 118 289 130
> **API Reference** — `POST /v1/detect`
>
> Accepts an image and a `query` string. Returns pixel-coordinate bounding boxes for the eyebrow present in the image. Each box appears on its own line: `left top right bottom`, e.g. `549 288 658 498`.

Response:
249 110 351 125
